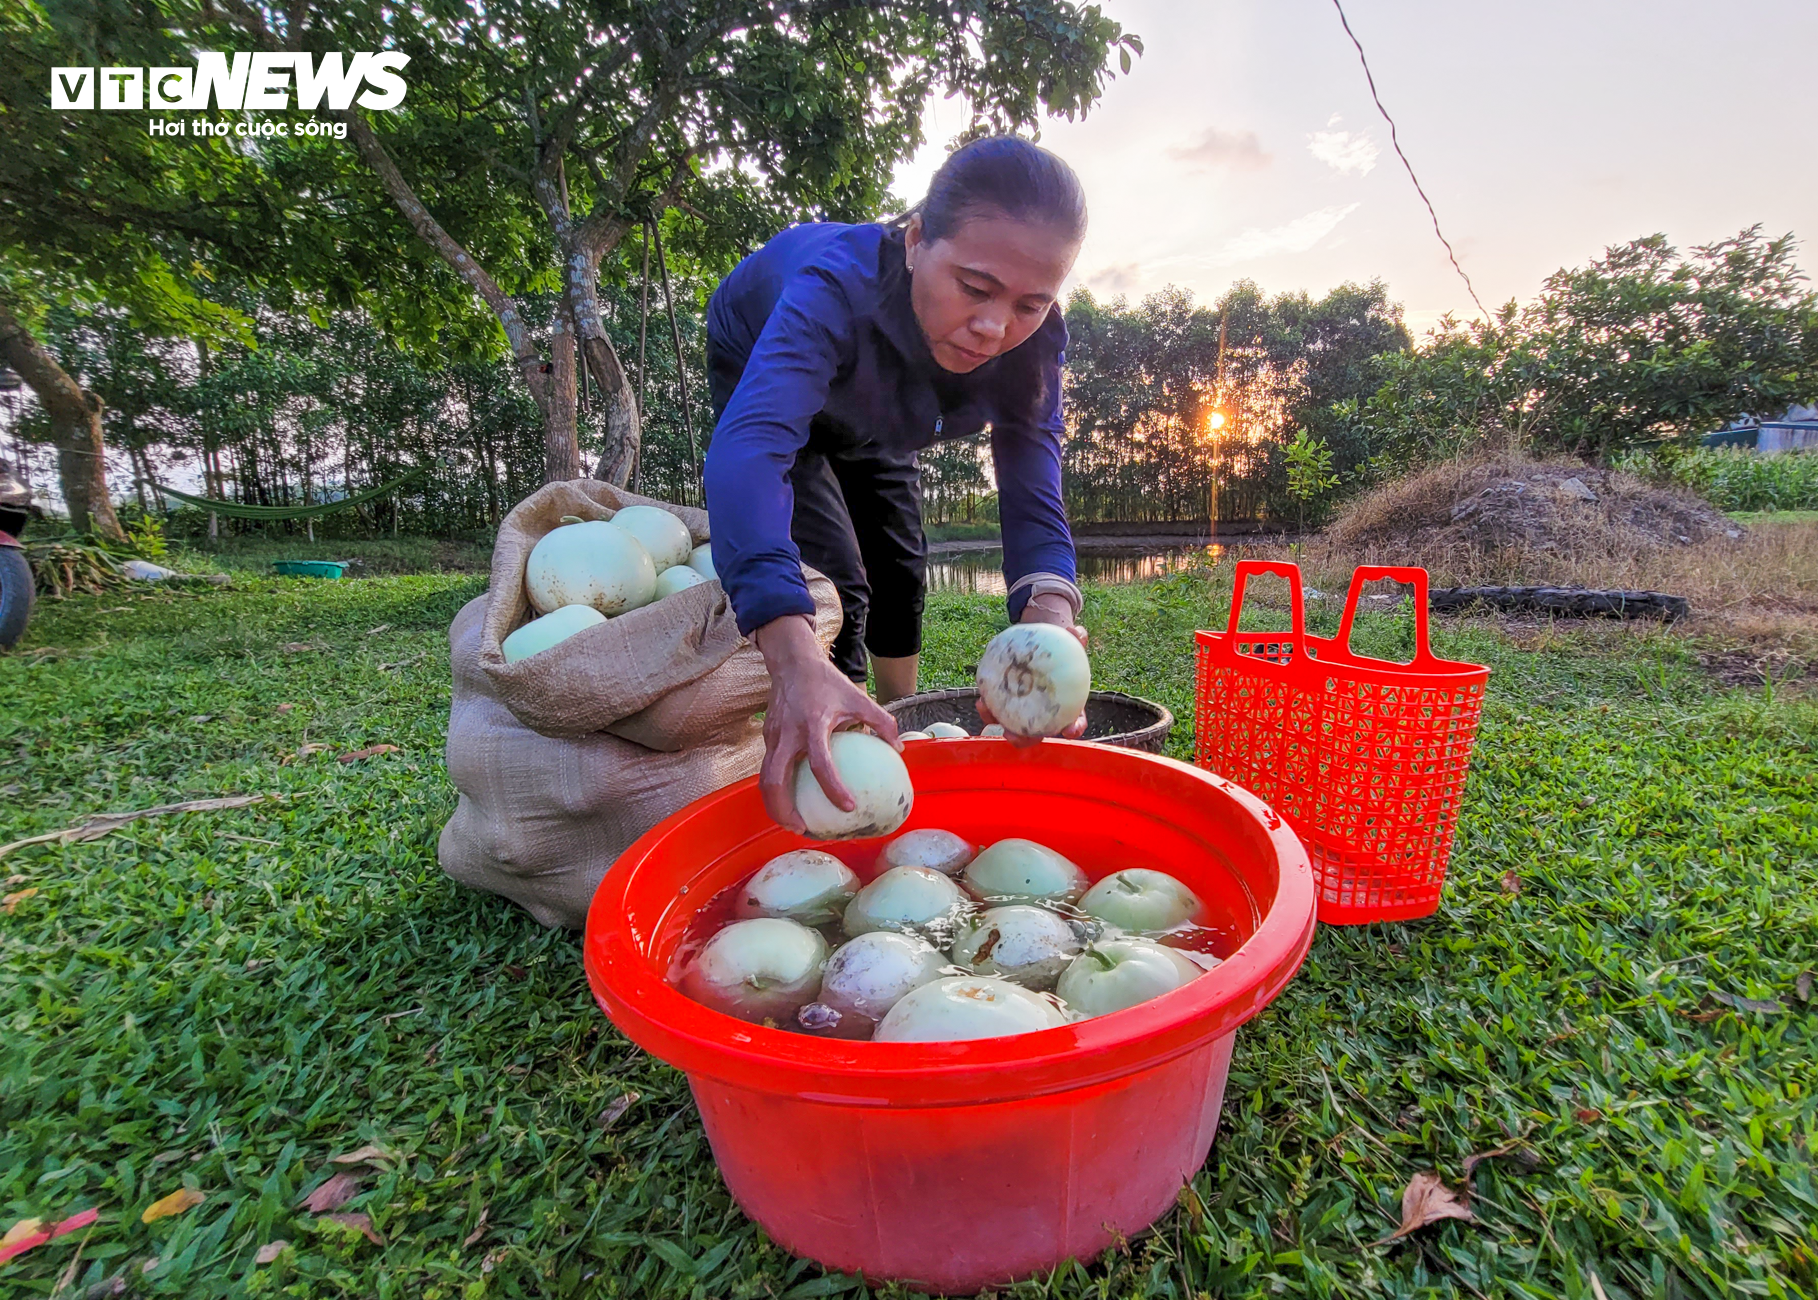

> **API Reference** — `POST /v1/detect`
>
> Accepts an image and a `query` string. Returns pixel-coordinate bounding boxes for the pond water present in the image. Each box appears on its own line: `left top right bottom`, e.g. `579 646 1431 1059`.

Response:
926 544 1227 595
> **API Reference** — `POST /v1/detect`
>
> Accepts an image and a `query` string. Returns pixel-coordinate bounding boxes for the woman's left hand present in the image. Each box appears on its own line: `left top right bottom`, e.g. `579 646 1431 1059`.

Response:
975 592 1088 746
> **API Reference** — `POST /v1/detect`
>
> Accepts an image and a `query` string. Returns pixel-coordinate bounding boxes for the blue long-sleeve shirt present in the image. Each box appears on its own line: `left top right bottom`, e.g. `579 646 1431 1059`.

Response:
702 222 1076 636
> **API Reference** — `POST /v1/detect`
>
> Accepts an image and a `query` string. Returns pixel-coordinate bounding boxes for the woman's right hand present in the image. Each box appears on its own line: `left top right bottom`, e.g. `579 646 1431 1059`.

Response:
753 614 900 835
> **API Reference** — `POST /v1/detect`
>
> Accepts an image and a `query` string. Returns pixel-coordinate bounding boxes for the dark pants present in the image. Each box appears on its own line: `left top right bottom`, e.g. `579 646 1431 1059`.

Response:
708 338 927 683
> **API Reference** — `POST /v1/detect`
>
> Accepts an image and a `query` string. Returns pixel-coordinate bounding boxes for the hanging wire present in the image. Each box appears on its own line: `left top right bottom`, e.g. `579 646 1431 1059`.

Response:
651 217 702 504
1329 0 1489 320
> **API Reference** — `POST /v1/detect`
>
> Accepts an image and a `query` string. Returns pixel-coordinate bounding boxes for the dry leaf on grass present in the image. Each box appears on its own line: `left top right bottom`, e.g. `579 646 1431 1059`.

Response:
337 745 399 763
141 1188 205 1224
300 1173 360 1213
377 654 424 672
1374 1171 1473 1244
321 1212 384 1246
1798 971 1814 1003
330 1144 391 1167
1462 1139 1537 1180
1575 1108 1603 1123
278 642 318 654
1500 871 1522 896
597 1092 640 1129
464 1206 489 1247
3 888 38 914
1589 1272 1612 1300
365 624 391 636
276 704 295 714
254 1240 290 1264
0 795 273 860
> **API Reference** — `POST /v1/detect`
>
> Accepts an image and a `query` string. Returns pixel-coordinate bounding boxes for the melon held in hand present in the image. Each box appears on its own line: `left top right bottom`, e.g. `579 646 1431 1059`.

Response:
792 731 913 840
976 622 1090 738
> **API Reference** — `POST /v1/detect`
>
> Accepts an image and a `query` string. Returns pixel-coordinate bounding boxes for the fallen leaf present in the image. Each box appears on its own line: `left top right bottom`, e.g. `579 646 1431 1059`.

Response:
1707 990 1784 1015
1588 1271 1611 1300
330 1144 390 1167
290 743 335 762
502 964 527 981
278 642 317 654
300 1173 360 1213
1798 971 1813 1003
1177 1182 1207 1221
597 1092 640 1129
321 1212 384 1246
336 744 399 763
140 1188 205 1224
189 715 213 724
254 1240 290 1264
140 1256 159 1274
1575 1108 1602 1123
2 1218 44 1248
1462 1140 1537 1181
3 887 38 914
0 796 273 860
276 704 295 714
1375 1171 1473 1244
82 1276 126 1297
1499 871 1522 896
365 624 391 636
5 873 26 885
463 1206 489 1247
377 653 424 672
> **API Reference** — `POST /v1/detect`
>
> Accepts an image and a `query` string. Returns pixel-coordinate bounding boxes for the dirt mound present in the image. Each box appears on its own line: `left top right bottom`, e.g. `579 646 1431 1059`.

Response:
1327 451 1739 558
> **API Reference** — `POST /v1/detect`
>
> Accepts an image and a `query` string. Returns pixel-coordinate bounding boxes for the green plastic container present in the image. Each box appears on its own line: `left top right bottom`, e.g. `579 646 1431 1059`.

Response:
272 560 346 579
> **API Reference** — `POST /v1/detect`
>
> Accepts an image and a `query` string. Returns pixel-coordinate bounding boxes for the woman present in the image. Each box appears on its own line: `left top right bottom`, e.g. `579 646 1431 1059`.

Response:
703 136 1089 833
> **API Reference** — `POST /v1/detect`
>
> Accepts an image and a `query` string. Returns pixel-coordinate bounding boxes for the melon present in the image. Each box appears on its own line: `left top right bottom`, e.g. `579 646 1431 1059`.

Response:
842 866 967 939
793 731 913 840
687 543 717 579
1078 869 1205 933
680 918 828 1024
882 828 975 877
873 975 1068 1042
608 504 693 571
1054 936 1205 1018
734 849 861 926
524 517 656 616
501 603 606 663
976 623 1090 737
813 931 946 1037
655 564 708 598
963 839 1088 906
949 905 1081 990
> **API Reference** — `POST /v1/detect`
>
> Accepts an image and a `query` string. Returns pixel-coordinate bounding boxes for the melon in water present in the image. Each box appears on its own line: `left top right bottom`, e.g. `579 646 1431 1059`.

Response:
501 604 606 663
873 975 1068 1042
524 517 656 616
963 839 1088 906
976 623 1090 737
734 849 861 926
793 731 913 840
680 918 828 1024
607 504 693 571
811 931 946 1037
949 905 1081 991
1054 937 1205 1018
655 565 708 598
1078 869 1204 933
842 865 967 939
882 828 975 877
687 543 717 579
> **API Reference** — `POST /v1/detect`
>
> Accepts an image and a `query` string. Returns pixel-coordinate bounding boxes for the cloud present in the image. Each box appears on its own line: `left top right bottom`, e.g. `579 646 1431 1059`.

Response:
1307 115 1380 175
1217 204 1361 263
1167 126 1271 171
1085 262 1144 295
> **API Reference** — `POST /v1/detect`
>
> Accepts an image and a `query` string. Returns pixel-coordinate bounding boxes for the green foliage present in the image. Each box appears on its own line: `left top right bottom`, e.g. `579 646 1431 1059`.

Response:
1283 431 1338 530
1361 228 1818 468
1615 446 1818 512
3 571 1813 1296
1062 280 1408 524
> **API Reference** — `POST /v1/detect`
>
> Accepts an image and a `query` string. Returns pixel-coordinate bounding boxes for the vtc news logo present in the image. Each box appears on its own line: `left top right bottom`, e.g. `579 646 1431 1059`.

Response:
51 52 410 111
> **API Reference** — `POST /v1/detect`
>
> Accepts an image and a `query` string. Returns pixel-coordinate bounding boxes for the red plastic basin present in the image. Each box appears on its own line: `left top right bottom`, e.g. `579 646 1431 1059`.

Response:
583 740 1316 1293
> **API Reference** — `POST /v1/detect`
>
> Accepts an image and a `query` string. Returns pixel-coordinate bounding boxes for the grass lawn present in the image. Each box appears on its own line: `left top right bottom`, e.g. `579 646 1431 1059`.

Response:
2 567 1814 1299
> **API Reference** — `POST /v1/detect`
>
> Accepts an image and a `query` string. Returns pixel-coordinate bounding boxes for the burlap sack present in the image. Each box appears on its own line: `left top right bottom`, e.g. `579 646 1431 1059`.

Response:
438 479 840 929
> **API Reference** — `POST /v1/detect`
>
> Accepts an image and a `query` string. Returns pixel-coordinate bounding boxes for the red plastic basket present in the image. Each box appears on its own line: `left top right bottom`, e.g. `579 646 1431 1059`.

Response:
1195 562 1490 924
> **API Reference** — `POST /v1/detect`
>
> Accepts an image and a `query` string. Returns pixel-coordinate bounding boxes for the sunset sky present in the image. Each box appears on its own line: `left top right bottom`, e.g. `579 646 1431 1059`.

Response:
893 0 1818 337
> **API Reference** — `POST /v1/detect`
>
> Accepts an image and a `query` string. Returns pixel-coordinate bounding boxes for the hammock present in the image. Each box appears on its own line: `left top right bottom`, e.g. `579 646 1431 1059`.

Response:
152 466 428 522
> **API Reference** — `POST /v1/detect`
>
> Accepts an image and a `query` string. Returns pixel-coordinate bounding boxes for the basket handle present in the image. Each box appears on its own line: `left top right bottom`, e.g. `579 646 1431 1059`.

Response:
1225 560 1307 639
1334 565 1435 664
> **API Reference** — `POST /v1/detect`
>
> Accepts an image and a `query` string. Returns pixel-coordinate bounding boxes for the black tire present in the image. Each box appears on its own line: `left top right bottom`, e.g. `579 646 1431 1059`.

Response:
0 546 33 650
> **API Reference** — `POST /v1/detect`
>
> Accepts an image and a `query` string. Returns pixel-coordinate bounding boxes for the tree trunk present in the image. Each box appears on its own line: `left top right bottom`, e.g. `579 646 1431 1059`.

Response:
0 297 124 541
